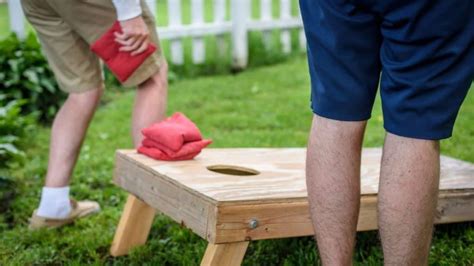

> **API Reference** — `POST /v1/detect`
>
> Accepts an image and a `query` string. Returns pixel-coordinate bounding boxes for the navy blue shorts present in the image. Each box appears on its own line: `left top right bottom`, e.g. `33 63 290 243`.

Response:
300 0 473 139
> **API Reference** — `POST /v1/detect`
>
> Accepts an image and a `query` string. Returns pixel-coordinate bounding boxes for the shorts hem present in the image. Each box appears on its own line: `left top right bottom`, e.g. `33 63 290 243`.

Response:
384 124 452 140
311 104 372 122
59 80 104 94
121 56 162 88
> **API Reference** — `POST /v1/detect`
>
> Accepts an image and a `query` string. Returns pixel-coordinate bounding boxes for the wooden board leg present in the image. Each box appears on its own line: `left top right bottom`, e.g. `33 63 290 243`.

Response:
110 194 156 256
200 242 249 266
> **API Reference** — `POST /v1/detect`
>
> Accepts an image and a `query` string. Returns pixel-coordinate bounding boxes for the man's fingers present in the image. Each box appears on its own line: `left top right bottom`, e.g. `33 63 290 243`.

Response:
117 34 144 48
116 16 150 54
131 39 149 56
113 22 150 55
114 31 129 41
119 35 145 52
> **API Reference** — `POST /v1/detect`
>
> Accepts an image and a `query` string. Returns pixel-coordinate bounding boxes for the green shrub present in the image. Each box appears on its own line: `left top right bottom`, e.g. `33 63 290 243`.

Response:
0 94 33 215
0 33 64 122
0 174 16 214
0 94 33 170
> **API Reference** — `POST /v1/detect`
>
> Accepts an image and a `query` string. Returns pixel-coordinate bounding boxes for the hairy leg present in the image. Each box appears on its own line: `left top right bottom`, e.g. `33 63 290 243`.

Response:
378 133 440 265
132 61 168 147
45 87 103 187
306 114 366 266
109 60 168 254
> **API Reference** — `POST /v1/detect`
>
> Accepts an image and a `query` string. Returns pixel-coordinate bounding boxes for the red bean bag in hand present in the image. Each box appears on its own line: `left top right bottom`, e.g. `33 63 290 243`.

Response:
141 113 202 152
138 139 212 161
90 21 156 83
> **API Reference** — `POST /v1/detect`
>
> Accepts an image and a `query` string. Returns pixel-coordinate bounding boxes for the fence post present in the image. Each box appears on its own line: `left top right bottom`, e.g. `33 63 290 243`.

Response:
260 0 272 50
280 0 291 54
298 4 306 51
231 0 249 69
191 0 205 64
214 0 226 57
8 0 26 39
168 0 184 65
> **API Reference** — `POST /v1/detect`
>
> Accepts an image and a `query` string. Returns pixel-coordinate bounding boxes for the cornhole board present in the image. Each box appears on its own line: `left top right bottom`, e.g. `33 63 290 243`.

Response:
110 148 474 265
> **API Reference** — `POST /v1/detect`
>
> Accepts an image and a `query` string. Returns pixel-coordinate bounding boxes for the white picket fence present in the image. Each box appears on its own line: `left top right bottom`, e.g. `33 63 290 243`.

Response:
7 0 305 69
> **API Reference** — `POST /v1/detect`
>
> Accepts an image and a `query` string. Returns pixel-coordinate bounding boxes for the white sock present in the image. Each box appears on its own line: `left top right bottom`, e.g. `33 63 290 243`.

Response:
37 186 72 219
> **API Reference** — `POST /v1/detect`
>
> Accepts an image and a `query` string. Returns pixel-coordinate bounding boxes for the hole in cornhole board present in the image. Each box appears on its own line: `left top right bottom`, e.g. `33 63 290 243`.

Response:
207 165 260 176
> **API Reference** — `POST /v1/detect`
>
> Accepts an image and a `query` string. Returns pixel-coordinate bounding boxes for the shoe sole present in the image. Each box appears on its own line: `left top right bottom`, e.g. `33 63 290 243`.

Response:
28 205 101 230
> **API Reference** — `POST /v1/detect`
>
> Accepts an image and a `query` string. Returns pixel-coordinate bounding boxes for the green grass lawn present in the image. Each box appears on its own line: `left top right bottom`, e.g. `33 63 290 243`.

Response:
0 56 473 265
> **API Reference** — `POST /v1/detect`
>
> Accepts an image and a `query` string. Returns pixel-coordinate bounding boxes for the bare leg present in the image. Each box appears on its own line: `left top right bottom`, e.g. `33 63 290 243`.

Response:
110 61 168 256
132 61 168 147
46 60 168 187
378 133 440 265
45 87 103 187
306 114 366 266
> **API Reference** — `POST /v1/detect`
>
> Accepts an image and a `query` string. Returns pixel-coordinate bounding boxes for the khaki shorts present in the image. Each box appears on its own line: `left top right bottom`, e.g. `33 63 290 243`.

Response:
21 0 164 93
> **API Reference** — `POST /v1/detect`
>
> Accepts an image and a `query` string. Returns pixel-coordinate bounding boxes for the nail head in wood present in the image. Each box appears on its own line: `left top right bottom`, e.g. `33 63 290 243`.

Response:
249 219 258 229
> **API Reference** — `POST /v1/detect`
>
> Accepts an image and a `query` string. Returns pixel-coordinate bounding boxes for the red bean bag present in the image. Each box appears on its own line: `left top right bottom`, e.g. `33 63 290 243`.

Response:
91 21 156 83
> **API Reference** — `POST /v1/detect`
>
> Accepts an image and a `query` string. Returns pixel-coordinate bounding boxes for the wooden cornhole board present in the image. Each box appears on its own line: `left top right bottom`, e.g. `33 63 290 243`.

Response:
110 148 474 265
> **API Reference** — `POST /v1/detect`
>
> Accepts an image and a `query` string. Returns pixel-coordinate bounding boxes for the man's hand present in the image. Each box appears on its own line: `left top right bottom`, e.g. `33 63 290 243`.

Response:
115 16 150 56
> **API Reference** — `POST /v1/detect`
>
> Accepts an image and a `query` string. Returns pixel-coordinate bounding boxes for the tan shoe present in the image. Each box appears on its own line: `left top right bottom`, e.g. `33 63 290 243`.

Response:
29 199 100 230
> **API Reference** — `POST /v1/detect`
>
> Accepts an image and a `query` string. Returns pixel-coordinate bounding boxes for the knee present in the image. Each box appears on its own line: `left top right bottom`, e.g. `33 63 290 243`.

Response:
311 114 367 137
66 85 104 110
157 60 168 78
142 60 168 90
385 132 440 152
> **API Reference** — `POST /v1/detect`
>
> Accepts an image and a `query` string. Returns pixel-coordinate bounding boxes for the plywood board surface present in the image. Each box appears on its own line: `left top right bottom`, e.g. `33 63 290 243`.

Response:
117 148 474 203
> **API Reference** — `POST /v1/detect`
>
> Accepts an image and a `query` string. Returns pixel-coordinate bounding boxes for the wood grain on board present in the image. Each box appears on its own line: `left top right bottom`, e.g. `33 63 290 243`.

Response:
114 148 474 243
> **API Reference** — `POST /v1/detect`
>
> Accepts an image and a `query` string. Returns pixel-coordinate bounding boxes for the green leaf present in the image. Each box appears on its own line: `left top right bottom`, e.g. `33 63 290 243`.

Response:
0 135 19 144
0 143 20 155
7 59 19 72
24 69 40 84
40 78 55 93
